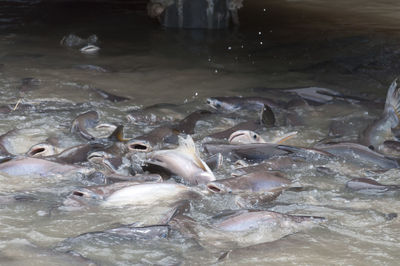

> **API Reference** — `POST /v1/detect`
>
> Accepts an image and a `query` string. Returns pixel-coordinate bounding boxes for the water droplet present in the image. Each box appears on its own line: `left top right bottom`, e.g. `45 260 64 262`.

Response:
263 8 266 12
260 41 263 45
258 31 262 35
227 46 232 50
214 69 218 73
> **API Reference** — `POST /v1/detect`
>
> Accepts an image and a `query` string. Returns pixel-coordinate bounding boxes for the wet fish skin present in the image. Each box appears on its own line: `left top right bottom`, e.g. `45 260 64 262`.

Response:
0 157 79 177
207 170 291 204
91 87 130 102
360 78 400 151
315 142 399 169
346 177 400 191
207 170 290 194
146 135 215 185
206 96 280 112
71 111 99 140
213 210 325 232
204 143 288 162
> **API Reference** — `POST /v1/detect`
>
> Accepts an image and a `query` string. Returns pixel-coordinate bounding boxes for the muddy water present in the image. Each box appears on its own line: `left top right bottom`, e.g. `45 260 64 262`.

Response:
0 0 400 265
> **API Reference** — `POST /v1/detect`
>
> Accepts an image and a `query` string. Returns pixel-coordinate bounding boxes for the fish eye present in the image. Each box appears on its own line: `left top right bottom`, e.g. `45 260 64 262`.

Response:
206 99 211 104
253 134 258 139
215 103 221 108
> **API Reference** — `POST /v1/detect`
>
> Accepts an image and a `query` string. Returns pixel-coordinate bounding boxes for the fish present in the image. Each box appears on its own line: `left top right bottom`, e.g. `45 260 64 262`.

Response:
64 182 199 208
208 104 275 140
360 78 400 151
26 142 63 157
207 170 291 194
131 109 212 150
315 142 399 169
170 209 325 249
80 44 100 54
204 143 288 162
71 111 99 140
146 135 215 185
346 177 400 192
207 170 291 204
0 157 79 177
228 130 297 144
91 87 130 102
206 96 280 112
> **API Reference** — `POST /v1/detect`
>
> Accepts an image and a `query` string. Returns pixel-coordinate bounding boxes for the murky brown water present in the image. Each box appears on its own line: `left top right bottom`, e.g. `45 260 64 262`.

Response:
1 0 400 265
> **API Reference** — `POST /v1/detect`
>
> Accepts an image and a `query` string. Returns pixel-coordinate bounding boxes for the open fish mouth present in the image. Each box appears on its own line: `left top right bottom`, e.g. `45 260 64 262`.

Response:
128 140 152 152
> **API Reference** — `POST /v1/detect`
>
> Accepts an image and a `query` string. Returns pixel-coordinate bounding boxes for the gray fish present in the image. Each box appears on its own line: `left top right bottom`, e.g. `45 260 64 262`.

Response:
91 87 130 102
131 109 212 151
204 143 288 162
206 96 280 112
64 182 199 208
207 171 291 204
146 135 215 185
0 157 79 177
170 210 325 249
346 177 400 192
71 111 99 140
315 142 399 169
213 210 325 232
52 143 106 164
208 104 275 140
360 78 400 151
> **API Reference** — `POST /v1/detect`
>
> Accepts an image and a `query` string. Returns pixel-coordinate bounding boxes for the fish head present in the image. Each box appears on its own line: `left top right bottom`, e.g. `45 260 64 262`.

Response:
229 130 265 144
26 143 60 157
206 98 239 112
127 139 152 152
207 182 231 194
63 188 103 208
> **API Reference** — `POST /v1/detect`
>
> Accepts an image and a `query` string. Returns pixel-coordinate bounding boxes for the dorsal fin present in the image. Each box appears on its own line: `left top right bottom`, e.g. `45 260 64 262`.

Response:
259 104 275 127
108 125 126 142
384 78 400 127
176 135 215 177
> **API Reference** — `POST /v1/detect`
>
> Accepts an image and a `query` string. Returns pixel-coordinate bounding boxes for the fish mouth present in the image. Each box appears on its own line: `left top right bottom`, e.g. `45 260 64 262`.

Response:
207 182 229 193
26 143 57 157
27 147 46 157
228 131 246 143
128 140 152 152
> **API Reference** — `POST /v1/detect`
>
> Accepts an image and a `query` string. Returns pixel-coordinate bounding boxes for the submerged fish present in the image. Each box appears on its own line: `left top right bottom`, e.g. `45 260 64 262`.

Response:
229 130 297 145
71 111 99 140
346 177 400 192
0 157 79 177
130 109 212 151
146 135 215 185
204 143 288 162
207 170 291 204
208 104 275 140
170 209 325 249
315 142 399 169
360 78 400 152
65 182 199 208
206 96 280 112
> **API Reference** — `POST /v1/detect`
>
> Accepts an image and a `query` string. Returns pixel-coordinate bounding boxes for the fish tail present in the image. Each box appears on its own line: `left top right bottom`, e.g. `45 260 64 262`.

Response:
107 125 125 142
384 78 400 126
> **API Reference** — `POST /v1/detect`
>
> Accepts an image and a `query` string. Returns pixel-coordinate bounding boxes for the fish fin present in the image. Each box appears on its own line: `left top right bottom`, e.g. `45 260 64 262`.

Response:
107 125 126 142
177 135 215 177
259 104 275 127
271 131 297 144
384 78 400 127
